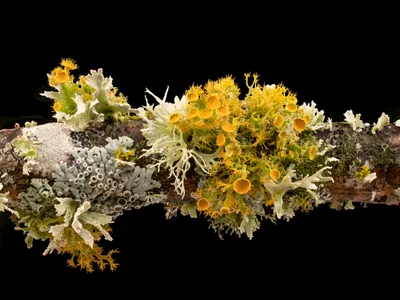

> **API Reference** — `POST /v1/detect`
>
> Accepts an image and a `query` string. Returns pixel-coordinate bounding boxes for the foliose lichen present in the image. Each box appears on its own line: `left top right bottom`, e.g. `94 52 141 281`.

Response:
11 121 42 175
40 59 134 132
6 136 165 272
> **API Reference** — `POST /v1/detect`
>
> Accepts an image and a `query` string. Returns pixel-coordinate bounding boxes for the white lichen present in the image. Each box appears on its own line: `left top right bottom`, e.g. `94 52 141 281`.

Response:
344 200 355 210
343 110 369 132
299 101 329 131
135 88 217 197
370 191 377 202
371 112 390 134
0 183 19 217
263 165 334 219
41 69 131 132
238 214 260 240
325 157 340 164
47 198 113 253
363 172 377 183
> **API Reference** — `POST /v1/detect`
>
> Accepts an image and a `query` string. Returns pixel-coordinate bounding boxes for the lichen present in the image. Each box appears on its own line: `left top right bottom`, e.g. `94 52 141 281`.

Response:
136 73 336 239
41 59 133 132
5 61 400 272
0 182 19 217
8 136 165 272
355 166 371 181
50 136 165 218
11 122 42 175
343 110 369 132
371 112 390 134
134 87 218 197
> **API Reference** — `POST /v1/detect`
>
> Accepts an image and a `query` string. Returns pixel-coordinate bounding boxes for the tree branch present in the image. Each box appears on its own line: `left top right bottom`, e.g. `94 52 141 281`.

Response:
1 120 399 206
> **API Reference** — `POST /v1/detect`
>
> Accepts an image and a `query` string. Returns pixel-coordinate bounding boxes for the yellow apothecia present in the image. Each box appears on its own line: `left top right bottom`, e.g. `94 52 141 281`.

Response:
60 58 78 70
135 72 333 239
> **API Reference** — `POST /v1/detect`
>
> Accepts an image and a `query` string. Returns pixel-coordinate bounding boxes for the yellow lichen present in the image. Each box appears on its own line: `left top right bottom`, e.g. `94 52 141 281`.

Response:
274 114 284 128
309 145 317 160
169 113 182 124
187 107 200 119
60 58 78 70
286 103 297 113
233 178 251 194
220 206 230 214
113 146 136 162
270 169 280 181
206 95 220 109
211 211 221 218
293 117 306 132
216 106 228 116
57 226 119 273
197 198 211 211
216 133 226 146
199 109 213 119
221 123 234 133
279 131 288 139
355 166 371 181
185 85 203 102
53 101 62 112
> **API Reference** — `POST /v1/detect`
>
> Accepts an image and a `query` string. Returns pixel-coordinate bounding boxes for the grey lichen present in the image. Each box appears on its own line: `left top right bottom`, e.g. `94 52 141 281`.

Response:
0 142 19 175
6 136 166 255
50 136 165 218
13 178 56 217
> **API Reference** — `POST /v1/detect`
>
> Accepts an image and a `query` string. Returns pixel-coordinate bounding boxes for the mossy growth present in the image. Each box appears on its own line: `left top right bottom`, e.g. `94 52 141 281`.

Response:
329 129 358 176
365 141 397 168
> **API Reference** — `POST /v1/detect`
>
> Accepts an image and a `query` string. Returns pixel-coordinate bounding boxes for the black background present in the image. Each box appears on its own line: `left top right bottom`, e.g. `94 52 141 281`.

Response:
0 3 399 296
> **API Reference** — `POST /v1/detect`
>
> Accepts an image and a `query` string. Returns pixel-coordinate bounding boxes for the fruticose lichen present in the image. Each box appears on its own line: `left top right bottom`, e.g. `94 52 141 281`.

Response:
136 73 336 239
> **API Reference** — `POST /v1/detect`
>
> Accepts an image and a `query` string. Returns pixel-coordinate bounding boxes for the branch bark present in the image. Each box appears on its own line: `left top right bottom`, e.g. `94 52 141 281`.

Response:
1 120 400 206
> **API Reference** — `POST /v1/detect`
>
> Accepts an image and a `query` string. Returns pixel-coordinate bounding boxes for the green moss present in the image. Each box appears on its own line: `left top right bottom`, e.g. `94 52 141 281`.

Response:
286 152 324 179
331 132 358 176
361 134 397 168
369 145 396 168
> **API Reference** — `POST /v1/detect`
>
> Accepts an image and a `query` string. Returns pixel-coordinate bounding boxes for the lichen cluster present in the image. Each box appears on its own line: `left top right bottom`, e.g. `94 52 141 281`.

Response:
1 59 399 272
41 59 134 132
136 74 336 238
6 135 164 272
